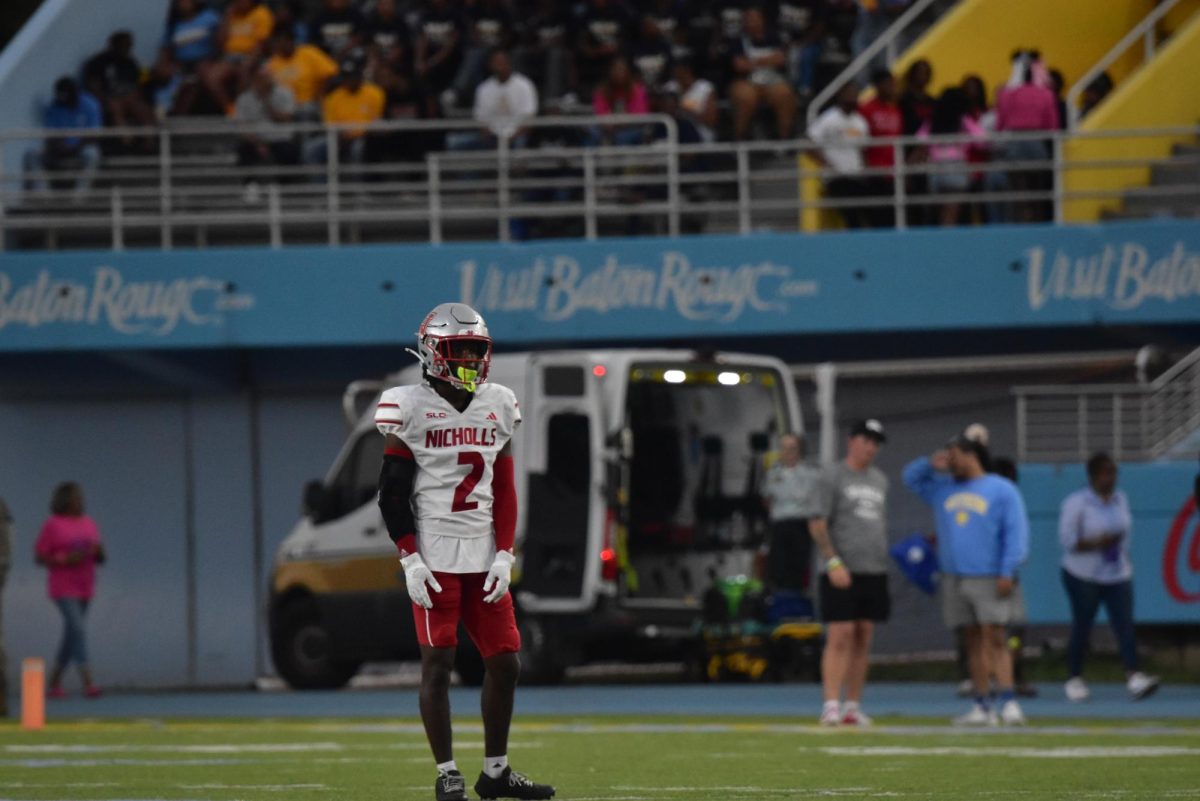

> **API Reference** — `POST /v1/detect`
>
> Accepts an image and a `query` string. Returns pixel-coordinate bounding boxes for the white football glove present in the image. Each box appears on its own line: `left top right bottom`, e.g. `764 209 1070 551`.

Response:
400 553 442 610
482 550 516 603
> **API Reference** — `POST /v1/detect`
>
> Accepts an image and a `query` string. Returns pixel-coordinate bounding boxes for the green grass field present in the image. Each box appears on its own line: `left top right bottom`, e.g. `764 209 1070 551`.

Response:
3 717 1200 801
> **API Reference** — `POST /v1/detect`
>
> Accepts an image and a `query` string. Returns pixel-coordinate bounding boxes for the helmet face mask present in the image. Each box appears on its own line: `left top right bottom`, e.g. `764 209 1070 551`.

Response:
409 303 493 393
425 334 492 391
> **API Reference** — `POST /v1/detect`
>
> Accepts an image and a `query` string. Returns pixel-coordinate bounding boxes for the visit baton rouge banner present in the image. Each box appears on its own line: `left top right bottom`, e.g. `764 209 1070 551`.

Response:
0 219 1198 351
1019 463 1200 624
0 267 255 337
458 252 817 322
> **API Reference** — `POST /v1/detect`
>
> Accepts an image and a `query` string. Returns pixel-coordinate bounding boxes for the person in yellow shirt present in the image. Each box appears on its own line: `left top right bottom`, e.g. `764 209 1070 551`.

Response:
208 0 275 114
267 25 339 119
305 51 385 176
223 0 274 57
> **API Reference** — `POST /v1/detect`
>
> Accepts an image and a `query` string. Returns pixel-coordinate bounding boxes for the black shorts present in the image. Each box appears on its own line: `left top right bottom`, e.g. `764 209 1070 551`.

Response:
766 518 812 592
819 572 891 623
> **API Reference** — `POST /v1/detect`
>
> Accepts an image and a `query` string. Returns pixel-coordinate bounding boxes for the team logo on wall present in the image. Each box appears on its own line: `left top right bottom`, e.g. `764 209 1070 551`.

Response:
0 267 255 336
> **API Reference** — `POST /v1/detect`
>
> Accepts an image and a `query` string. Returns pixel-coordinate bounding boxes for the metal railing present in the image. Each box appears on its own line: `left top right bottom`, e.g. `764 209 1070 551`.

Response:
1014 347 1200 463
1 118 1198 250
805 0 943 128
1066 0 1185 129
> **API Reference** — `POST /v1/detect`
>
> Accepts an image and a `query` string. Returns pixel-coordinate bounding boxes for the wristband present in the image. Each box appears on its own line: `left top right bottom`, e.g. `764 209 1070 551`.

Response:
825 556 844 571
393 533 417 559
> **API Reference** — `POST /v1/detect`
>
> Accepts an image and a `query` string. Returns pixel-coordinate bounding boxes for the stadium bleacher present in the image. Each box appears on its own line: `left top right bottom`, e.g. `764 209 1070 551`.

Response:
2 0 1200 249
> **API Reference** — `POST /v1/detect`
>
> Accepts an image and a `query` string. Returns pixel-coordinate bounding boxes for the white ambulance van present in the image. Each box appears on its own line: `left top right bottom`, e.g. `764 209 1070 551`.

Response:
269 349 803 687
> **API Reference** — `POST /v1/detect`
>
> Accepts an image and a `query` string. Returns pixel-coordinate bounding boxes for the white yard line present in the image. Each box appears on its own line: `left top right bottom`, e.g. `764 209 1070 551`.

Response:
0 783 120 788
314 721 1200 737
817 746 1200 758
0 758 253 768
613 786 901 796
179 784 329 791
5 743 343 754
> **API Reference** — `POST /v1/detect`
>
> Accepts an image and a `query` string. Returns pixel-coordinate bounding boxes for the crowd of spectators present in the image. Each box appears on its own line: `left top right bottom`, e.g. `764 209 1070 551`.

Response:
807 49 1114 228
39 1 918 154
24 1 1120 230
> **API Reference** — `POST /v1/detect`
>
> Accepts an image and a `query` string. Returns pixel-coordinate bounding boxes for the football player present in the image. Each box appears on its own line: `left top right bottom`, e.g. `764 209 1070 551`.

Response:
375 303 555 801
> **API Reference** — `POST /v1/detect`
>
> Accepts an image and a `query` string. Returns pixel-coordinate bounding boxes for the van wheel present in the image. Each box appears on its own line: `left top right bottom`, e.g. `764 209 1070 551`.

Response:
271 600 361 690
518 614 565 685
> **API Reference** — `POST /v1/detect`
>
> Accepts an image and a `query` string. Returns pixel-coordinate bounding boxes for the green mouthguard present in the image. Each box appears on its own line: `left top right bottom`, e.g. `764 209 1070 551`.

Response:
456 366 479 392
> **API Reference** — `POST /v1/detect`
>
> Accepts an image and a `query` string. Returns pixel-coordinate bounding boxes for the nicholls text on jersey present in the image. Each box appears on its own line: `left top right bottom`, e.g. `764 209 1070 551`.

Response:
425 426 498 449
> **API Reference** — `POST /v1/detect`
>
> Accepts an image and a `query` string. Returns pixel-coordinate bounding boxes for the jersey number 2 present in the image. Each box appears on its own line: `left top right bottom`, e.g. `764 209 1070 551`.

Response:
452 451 485 512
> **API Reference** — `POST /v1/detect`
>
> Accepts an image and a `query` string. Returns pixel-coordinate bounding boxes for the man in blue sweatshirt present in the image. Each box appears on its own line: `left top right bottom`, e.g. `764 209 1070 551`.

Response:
903 433 1030 726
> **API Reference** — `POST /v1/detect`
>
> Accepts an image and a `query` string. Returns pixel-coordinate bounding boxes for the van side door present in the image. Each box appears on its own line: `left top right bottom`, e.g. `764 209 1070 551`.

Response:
515 355 605 613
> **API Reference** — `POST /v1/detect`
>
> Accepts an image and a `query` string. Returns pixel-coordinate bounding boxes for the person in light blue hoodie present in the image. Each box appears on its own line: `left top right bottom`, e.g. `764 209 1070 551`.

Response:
1058 452 1159 703
903 433 1029 727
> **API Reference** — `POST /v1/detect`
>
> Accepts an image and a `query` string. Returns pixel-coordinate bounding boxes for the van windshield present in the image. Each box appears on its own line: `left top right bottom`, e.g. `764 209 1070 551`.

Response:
624 362 791 560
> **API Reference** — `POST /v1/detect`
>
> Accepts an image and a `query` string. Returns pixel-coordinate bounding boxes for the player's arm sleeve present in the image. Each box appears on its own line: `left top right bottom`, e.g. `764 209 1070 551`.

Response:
378 434 417 557
1000 486 1030 578
375 390 417 556
492 439 516 553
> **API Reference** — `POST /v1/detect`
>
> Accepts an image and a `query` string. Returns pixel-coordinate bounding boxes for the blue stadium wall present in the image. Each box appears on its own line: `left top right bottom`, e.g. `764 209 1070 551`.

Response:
2 219 1200 690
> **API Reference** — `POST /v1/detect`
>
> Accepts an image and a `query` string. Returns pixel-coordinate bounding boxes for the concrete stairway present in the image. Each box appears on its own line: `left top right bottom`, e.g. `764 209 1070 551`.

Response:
1105 138 1200 220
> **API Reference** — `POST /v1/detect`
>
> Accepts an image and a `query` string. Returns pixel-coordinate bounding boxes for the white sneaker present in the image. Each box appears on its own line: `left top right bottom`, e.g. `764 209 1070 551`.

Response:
841 705 873 727
1064 676 1090 702
954 703 998 727
999 699 1026 726
819 702 841 726
1127 672 1160 701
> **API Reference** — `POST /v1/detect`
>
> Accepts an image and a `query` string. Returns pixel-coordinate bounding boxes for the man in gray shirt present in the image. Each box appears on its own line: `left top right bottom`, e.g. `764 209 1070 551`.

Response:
761 433 821 596
809 419 890 727
234 65 299 197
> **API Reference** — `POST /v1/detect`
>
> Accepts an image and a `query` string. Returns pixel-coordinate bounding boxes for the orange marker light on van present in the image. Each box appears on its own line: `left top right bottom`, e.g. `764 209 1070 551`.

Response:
593 364 607 377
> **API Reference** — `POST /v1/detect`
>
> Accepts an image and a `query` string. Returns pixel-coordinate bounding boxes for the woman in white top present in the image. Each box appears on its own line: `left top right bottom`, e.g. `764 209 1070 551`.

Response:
1057 452 1160 702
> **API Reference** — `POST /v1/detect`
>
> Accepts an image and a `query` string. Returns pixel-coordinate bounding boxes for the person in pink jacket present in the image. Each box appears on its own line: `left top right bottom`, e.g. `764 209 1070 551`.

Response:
591 56 650 146
916 87 988 226
34 482 105 698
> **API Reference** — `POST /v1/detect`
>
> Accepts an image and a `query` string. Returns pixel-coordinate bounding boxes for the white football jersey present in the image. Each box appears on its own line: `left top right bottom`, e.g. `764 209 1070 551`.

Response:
375 380 521 573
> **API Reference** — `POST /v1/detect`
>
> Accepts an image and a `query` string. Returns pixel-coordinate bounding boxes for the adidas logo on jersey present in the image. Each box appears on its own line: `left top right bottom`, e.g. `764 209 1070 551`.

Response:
487 412 498 421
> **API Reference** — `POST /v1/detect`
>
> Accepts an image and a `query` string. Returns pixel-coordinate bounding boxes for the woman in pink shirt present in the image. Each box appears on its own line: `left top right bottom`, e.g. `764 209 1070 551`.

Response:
35 482 105 698
592 56 650 146
916 87 988 226
994 50 1059 222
